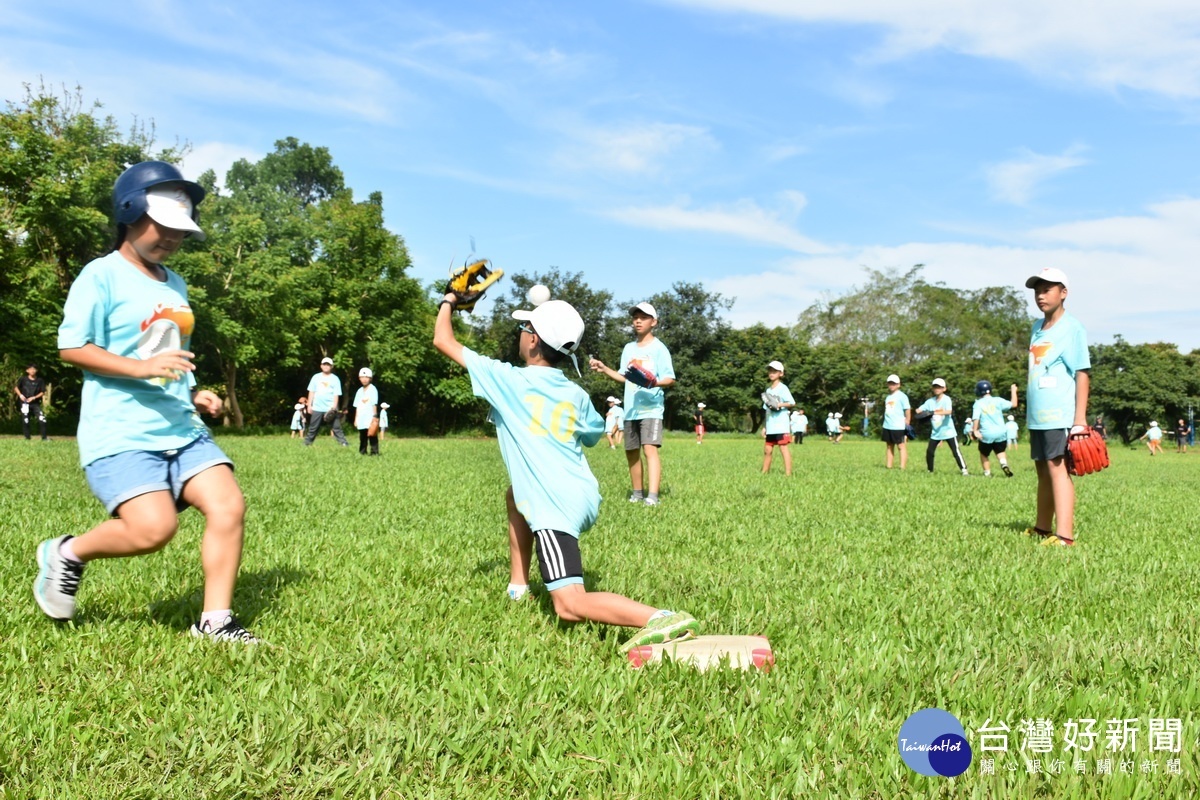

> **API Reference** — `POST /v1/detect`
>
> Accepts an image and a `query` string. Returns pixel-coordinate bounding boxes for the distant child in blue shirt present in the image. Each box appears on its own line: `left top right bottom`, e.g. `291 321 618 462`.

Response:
590 302 676 506
761 360 795 476
1024 268 1091 546
1006 415 1019 451
1139 421 1164 455
434 290 698 653
36 161 260 643
971 380 1019 477
916 378 968 474
881 374 912 469
378 402 390 438
290 400 306 438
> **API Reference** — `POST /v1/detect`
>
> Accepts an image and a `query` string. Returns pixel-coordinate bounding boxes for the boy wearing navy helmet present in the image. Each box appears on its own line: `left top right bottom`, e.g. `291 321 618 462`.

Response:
971 380 1019 477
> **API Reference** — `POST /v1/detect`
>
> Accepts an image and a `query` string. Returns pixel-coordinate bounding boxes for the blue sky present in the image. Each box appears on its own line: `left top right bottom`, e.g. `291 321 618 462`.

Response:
3 0 1198 349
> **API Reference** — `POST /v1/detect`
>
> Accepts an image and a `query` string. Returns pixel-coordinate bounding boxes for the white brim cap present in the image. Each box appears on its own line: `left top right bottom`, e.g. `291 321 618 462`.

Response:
1025 267 1069 290
380 403 390 409
630 302 657 319
932 378 946 387
144 186 206 241
767 360 785 372
1150 421 1158 426
1007 415 1014 420
697 403 706 408
886 374 900 384
512 300 584 354
606 396 618 403
320 357 334 365
359 368 373 377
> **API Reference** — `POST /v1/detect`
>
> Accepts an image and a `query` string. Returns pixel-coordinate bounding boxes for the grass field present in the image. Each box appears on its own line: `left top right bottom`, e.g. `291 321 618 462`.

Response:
2 431 1198 798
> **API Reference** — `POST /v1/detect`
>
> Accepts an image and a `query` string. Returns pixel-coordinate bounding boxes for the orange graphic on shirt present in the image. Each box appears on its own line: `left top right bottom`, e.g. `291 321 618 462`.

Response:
141 303 195 338
1029 342 1053 366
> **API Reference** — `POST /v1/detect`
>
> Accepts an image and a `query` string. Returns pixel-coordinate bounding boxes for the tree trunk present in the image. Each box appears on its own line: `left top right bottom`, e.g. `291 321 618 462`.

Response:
223 361 244 428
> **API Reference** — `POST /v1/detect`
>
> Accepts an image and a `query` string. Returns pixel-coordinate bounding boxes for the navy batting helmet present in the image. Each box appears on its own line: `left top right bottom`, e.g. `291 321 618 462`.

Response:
975 380 992 397
112 161 205 228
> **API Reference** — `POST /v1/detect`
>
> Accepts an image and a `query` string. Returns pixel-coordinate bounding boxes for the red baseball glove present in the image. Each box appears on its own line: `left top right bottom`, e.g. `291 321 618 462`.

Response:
1066 428 1110 476
623 363 657 388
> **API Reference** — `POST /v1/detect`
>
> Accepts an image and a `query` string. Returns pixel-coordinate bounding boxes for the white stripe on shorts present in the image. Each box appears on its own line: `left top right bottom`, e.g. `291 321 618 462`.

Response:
537 529 565 580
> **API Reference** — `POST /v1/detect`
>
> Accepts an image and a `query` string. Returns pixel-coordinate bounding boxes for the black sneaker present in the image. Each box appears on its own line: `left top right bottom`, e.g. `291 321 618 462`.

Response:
190 615 263 644
1002 464 1014 477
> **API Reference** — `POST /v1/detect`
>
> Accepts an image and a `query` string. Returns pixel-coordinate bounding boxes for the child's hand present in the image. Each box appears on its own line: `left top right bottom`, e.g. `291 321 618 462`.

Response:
139 349 195 381
589 357 607 372
193 390 224 416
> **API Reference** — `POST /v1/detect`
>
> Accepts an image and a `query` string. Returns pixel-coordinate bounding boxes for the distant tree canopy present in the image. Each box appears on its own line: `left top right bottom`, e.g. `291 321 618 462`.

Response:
2 84 1196 436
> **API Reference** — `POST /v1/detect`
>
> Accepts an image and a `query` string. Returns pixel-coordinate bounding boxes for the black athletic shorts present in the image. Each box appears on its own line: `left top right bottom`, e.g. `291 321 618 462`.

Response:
534 529 584 590
882 428 907 445
978 440 1008 457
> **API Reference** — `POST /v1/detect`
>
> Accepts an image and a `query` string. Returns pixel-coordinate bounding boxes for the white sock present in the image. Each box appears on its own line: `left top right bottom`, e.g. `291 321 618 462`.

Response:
507 583 528 600
984 470 991 477
59 539 84 563
200 609 232 630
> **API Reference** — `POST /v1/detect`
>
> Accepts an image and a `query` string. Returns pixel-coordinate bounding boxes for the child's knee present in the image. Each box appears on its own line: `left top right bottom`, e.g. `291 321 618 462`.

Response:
129 517 179 553
550 589 586 623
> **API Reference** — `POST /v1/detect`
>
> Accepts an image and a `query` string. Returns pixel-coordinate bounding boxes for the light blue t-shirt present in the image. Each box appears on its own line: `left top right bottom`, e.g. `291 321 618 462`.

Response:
307 371 343 413
972 396 1014 444
763 382 794 435
57 251 204 467
1006 420 1019 440
882 390 910 430
790 412 807 433
1147 427 1163 441
353 384 379 429
620 338 675 421
463 347 605 537
379 409 389 429
1027 313 1090 430
606 405 624 429
918 395 958 440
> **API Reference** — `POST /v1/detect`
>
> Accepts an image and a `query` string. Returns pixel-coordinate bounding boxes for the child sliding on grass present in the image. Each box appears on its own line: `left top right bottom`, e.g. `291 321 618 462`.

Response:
35 161 260 643
433 289 698 653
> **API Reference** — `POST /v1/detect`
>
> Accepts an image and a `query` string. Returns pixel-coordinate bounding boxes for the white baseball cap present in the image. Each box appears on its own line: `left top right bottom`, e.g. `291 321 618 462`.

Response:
932 378 946 388
1150 420 1158 427
359 368 373 378
834 412 842 418
145 186 206 240
886 374 900 384
767 360 785 373
697 402 706 409
630 302 657 319
606 396 618 403
1025 267 1070 290
1007 415 1015 421
512 300 585 356
294 403 305 410
380 402 390 409
320 357 334 365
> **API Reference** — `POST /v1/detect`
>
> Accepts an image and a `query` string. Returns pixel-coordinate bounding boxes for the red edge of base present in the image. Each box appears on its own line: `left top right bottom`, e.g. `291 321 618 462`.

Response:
627 646 654 668
752 648 775 672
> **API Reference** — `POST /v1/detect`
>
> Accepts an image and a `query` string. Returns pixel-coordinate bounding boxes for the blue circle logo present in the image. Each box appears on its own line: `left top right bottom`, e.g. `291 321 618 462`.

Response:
898 708 973 777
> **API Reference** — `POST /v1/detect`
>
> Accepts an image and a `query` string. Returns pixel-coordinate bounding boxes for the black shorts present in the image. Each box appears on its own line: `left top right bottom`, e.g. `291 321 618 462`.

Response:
978 440 1007 457
1030 429 1068 461
765 432 791 446
882 429 907 445
534 529 584 591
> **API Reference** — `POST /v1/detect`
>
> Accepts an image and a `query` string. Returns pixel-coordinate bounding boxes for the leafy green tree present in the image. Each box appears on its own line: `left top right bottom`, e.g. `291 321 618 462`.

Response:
0 82 168 423
1089 338 1198 443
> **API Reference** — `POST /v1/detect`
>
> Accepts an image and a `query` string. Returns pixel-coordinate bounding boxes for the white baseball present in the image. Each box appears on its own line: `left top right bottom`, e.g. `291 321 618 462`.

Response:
527 284 551 306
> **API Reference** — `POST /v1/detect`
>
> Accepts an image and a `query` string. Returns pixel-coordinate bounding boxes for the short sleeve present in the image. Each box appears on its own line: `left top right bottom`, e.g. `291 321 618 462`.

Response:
58 265 109 350
656 342 675 380
462 347 515 409
779 386 794 404
307 374 320 392
1065 322 1091 373
578 395 605 447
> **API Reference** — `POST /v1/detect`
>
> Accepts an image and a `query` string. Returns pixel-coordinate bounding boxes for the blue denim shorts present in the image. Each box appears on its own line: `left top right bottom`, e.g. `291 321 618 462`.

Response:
84 433 234 515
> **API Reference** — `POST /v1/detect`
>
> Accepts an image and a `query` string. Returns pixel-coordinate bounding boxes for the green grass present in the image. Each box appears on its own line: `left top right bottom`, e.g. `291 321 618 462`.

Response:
1 432 1198 798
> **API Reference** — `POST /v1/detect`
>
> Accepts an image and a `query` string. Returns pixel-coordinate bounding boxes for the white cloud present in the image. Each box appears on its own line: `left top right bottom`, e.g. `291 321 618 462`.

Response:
985 145 1088 205
661 0 1200 98
708 199 1200 349
180 142 263 188
553 122 718 176
605 193 833 253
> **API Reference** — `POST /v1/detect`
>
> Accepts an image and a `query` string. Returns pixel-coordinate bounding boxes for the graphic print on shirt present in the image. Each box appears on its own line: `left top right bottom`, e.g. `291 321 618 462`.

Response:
136 303 195 386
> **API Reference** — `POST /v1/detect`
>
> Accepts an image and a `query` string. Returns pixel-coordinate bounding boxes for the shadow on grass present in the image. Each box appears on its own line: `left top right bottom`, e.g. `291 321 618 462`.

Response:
145 566 310 632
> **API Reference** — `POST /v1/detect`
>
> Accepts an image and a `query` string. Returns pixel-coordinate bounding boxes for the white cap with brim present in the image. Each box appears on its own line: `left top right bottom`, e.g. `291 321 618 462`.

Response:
321 357 334 365
1150 421 1158 427
1025 267 1069 291
512 300 586 373
145 186 206 241
630 302 657 319
359 368 373 377
767 360 785 373
932 378 946 388
1007 415 1015 421
697 402 706 408
380 403 390 409
886 374 900 384
607 396 618 403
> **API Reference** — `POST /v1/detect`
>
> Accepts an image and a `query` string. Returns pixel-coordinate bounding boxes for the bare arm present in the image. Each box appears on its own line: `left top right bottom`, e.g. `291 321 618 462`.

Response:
1009 383 1019 410
656 377 676 389
61 343 194 382
589 358 625 383
433 296 466 367
1073 370 1090 430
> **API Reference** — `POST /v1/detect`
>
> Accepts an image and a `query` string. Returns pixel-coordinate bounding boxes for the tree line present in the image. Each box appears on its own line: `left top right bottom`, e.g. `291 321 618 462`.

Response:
2 85 1197 442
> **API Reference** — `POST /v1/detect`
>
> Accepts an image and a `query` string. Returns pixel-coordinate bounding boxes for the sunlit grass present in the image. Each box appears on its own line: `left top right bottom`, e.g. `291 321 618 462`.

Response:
1 432 1197 798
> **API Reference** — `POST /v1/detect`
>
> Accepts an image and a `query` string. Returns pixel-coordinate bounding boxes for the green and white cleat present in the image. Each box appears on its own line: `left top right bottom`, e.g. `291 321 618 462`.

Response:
619 611 699 654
